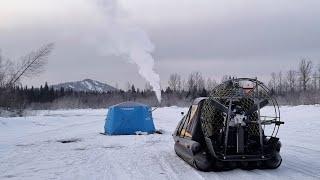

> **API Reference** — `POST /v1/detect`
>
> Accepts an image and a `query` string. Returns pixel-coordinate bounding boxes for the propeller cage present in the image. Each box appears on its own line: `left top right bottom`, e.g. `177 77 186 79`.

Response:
201 78 282 158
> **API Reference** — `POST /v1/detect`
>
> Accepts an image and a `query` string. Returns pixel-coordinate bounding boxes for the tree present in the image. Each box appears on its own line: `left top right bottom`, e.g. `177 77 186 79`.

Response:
206 78 217 91
268 72 277 92
312 72 318 90
168 73 181 92
8 43 54 87
0 50 4 85
187 72 205 93
199 88 207 97
126 82 131 92
286 70 297 92
187 72 197 93
131 84 136 93
0 50 14 87
165 86 173 93
221 75 232 83
60 87 65 97
144 82 152 92
317 63 320 90
277 71 283 94
298 58 313 91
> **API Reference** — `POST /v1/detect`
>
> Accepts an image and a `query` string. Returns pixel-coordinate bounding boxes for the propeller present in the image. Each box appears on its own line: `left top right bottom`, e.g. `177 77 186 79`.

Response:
208 98 236 117
245 99 269 116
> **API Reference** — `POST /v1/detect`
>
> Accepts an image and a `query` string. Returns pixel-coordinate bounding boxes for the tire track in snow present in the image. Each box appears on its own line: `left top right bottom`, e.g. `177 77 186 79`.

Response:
155 150 206 180
282 145 320 178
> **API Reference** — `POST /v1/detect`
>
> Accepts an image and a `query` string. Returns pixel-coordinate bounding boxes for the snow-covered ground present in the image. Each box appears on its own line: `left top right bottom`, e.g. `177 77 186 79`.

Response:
0 106 319 180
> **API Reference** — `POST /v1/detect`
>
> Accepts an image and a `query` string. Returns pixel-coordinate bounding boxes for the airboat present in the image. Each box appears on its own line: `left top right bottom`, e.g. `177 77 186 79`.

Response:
173 78 284 171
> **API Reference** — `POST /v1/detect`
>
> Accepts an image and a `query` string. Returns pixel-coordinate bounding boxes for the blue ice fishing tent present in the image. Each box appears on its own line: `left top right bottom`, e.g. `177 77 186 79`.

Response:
104 102 155 135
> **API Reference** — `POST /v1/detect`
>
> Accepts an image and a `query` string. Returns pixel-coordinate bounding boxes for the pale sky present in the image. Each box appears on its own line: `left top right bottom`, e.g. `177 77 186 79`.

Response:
0 0 320 89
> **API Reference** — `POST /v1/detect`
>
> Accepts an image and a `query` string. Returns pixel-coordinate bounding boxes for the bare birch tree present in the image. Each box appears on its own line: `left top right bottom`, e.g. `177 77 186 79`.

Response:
187 72 205 92
286 70 297 92
168 73 182 92
298 58 313 91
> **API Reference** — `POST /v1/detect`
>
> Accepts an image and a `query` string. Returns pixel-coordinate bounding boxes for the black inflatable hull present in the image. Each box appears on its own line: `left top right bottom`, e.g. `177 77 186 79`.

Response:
174 141 212 171
174 142 282 171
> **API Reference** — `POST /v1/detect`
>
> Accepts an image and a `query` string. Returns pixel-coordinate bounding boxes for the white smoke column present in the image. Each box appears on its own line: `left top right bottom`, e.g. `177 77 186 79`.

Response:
130 49 161 102
96 0 162 103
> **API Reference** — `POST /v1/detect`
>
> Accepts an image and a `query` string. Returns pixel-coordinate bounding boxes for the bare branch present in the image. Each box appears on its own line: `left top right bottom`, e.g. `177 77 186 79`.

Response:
8 43 54 86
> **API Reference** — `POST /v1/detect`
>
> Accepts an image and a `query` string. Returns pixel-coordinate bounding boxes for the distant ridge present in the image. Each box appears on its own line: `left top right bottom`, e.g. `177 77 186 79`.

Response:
51 79 117 92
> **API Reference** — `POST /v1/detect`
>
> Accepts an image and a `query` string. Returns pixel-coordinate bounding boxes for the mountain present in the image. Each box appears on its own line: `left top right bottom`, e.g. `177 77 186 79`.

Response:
51 79 117 92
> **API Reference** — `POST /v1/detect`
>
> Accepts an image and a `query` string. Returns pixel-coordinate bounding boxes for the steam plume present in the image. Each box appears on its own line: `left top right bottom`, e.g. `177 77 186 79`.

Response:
97 0 162 102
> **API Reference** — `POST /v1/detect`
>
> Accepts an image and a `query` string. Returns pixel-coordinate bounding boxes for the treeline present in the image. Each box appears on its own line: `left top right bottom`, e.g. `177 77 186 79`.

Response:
165 59 320 105
0 81 208 111
0 71 213 110
267 59 320 105
1 46 320 112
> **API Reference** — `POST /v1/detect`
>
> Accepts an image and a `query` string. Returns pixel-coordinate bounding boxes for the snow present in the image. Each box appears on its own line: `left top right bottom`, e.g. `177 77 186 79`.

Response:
82 79 106 92
0 106 320 179
83 81 94 91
